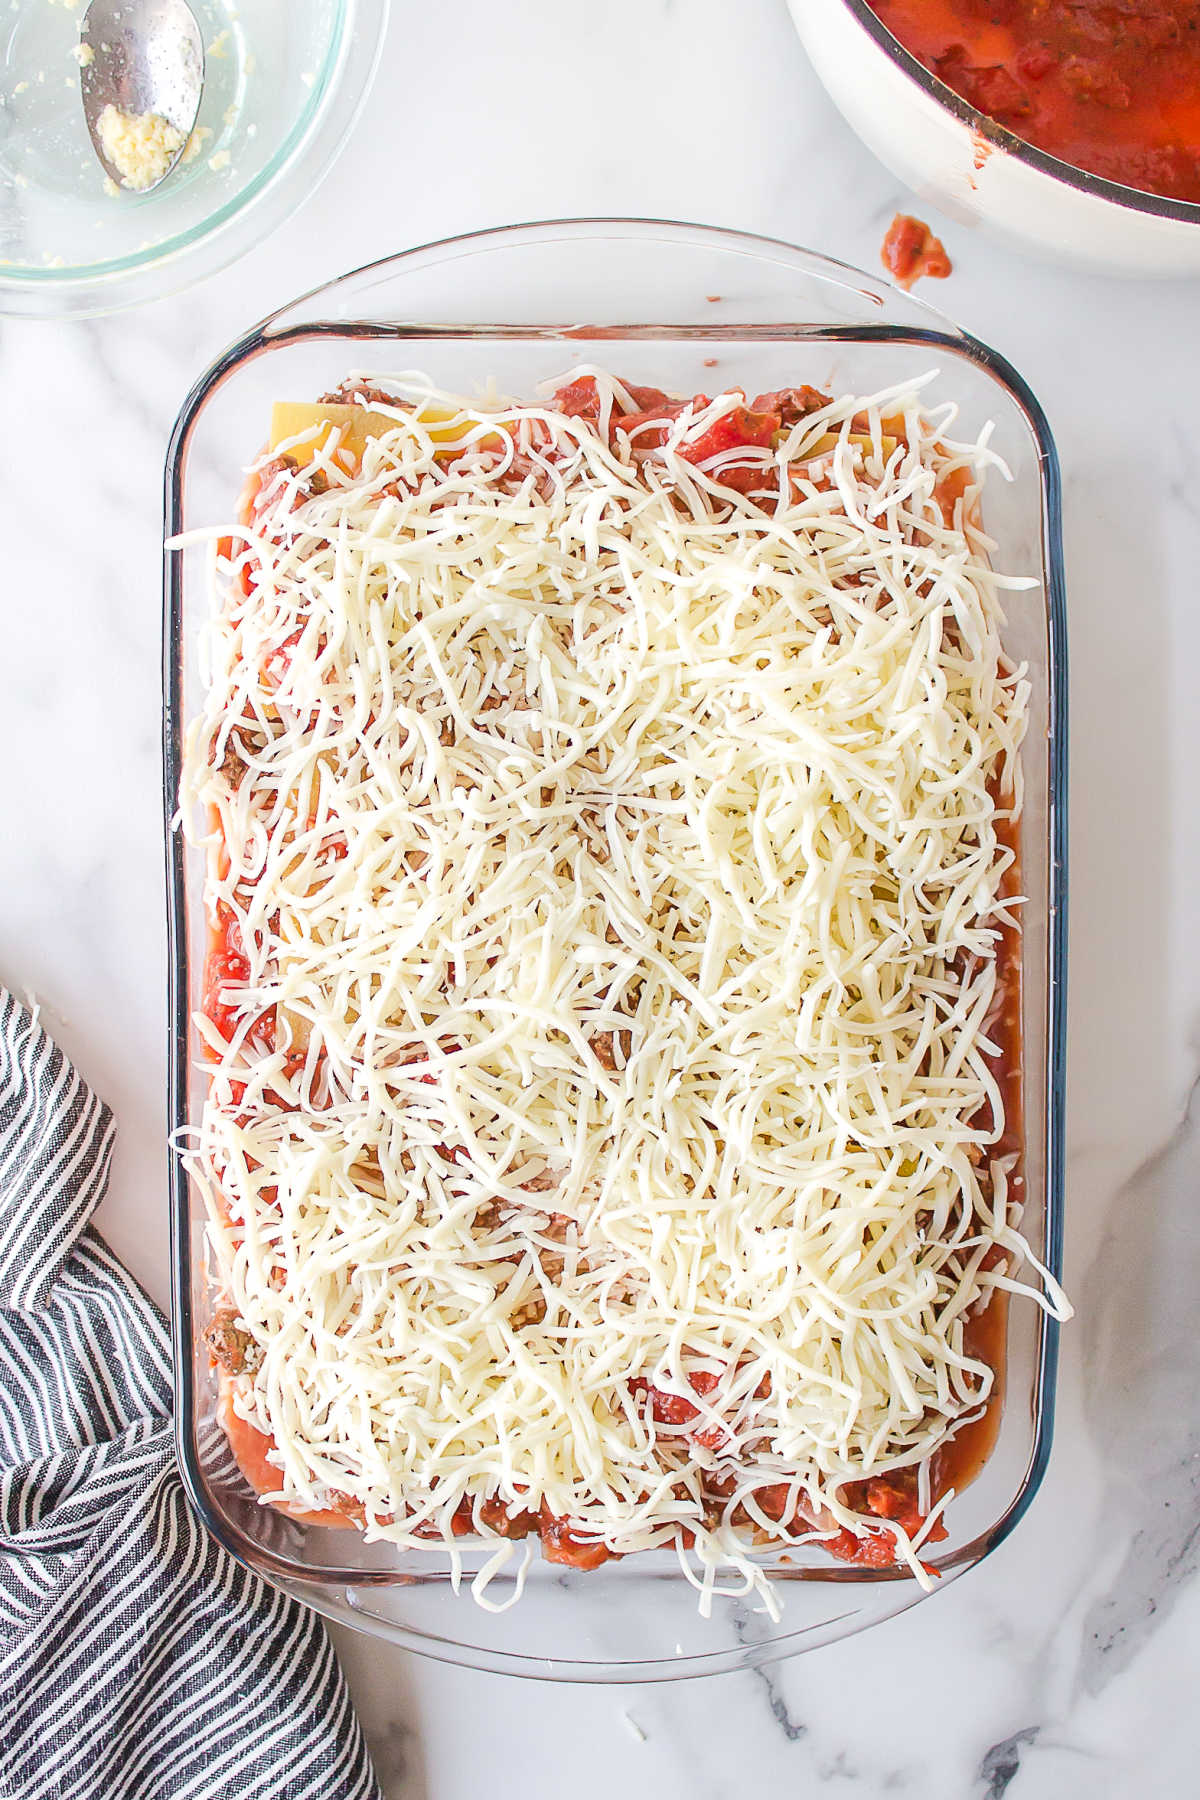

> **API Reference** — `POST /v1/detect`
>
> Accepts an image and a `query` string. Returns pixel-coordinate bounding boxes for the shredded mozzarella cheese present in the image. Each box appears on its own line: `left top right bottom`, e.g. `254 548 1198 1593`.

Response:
179 368 1070 1608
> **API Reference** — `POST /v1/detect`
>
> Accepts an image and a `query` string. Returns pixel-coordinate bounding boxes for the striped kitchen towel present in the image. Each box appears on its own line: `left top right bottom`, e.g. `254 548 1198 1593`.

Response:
0 989 382 1800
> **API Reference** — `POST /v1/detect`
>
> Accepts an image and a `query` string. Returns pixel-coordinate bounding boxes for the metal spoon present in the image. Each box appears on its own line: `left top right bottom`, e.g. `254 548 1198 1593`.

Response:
79 0 205 193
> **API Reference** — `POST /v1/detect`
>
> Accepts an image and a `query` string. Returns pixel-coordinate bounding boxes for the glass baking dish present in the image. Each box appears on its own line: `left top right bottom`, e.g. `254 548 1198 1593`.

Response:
163 219 1067 1682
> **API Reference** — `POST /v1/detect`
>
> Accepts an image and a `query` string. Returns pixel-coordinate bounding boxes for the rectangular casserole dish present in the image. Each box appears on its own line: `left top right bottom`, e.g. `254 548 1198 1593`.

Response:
164 218 1067 1682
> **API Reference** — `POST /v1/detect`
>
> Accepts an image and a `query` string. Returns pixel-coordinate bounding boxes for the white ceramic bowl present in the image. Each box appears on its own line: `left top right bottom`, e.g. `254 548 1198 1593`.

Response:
791 0 1200 277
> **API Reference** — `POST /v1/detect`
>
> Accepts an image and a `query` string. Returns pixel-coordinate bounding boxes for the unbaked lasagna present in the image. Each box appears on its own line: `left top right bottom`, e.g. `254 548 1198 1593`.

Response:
180 368 1068 1612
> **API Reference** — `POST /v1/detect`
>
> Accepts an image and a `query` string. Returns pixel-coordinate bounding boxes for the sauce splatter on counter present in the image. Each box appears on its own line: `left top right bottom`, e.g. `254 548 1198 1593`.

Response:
881 213 953 288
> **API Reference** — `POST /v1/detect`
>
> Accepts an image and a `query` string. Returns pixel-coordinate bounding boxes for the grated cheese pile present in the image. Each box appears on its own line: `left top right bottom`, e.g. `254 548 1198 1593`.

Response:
180 368 1069 1611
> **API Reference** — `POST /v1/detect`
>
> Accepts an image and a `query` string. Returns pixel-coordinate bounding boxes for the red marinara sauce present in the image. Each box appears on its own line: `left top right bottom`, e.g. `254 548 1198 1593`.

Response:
868 1 1200 203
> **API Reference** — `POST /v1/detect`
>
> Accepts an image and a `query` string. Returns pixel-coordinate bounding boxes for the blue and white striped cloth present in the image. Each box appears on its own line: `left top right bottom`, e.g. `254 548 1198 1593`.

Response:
0 989 382 1800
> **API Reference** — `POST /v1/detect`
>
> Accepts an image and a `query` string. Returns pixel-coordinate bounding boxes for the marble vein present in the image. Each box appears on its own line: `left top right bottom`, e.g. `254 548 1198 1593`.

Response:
750 1664 808 1744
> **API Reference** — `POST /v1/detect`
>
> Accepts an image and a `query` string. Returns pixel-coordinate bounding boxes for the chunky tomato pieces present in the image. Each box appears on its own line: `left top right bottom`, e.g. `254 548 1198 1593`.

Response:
678 405 777 463
551 375 783 495
449 1495 538 1539
633 1369 725 1446
203 905 251 1041
552 375 606 424
748 1469 947 1565
824 1469 948 1567
632 1365 771 1452
538 1503 615 1569
203 904 295 1094
750 385 830 425
554 376 675 428
263 627 305 690
677 404 780 493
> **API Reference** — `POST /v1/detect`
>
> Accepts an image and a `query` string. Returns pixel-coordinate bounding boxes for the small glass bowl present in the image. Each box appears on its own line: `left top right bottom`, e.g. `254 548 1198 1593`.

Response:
164 220 1068 1681
0 0 388 319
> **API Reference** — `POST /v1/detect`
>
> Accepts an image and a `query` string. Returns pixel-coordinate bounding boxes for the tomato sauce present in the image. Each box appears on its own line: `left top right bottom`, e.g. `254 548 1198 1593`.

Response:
869 1 1200 202
216 1380 363 1529
538 1504 616 1569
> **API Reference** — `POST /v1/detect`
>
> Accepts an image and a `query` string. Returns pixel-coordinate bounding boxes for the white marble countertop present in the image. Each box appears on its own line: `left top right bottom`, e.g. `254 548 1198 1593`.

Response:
4 1 1199 1794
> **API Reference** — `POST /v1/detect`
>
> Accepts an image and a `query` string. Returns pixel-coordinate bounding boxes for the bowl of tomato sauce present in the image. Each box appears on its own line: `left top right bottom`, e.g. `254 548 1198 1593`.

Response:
791 0 1200 275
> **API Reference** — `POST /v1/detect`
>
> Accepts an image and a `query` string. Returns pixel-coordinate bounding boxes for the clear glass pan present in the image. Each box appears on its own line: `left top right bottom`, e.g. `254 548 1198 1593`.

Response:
163 219 1067 1681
